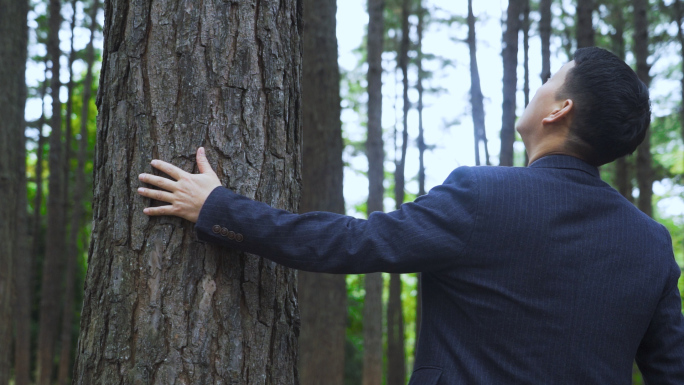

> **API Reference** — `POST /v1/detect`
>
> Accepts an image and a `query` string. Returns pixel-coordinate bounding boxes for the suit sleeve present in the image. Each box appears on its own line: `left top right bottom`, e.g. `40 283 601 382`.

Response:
194 166 479 274
635 231 684 384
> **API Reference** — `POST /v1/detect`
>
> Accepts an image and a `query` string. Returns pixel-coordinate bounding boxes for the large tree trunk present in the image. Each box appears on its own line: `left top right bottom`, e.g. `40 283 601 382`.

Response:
72 0 302 383
57 2 101 384
468 0 489 167
298 0 346 383
36 0 67 383
500 0 523 166
388 1 410 383
633 0 653 217
540 0 552 84
364 0 385 384
0 0 29 381
577 0 595 48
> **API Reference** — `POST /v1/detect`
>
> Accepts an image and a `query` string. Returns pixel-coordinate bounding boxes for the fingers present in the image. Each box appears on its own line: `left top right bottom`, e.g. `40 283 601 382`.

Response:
143 205 175 217
138 173 176 191
196 147 217 175
137 187 175 204
150 159 184 180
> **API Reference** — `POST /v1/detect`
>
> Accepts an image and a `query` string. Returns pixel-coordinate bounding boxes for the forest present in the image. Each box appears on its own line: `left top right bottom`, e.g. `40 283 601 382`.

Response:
0 0 682 384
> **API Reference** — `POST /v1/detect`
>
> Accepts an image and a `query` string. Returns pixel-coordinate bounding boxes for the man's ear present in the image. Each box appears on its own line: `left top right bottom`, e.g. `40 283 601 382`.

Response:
542 99 573 125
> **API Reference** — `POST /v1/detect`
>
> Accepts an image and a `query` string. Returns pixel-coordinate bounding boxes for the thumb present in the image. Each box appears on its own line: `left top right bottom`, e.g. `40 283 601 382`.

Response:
196 147 216 175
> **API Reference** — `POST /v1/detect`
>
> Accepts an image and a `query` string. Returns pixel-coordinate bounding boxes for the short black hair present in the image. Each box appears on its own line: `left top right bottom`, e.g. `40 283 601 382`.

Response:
557 47 651 166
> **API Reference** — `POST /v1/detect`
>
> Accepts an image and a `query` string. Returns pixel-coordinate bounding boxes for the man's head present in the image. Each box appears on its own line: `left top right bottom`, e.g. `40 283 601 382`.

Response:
517 47 651 166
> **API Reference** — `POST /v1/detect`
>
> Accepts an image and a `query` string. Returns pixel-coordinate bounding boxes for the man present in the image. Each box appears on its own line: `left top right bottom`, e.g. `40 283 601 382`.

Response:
137 47 684 383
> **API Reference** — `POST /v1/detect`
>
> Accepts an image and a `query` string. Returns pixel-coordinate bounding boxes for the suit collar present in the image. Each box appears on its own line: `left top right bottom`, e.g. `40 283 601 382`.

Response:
528 155 600 178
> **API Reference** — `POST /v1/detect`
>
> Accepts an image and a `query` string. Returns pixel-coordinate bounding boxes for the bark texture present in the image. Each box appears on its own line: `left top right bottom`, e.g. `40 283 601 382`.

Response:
73 0 303 383
298 0 346 383
37 0 67 382
540 0 552 84
468 0 489 167
633 0 653 217
577 0 595 48
500 0 522 166
0 0 29 381
363 0 385 384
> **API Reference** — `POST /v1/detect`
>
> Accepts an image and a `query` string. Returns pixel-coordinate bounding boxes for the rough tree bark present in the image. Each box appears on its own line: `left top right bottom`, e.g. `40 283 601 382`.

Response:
0 0 29 381
468 0 489 167
540 0 552 84
577 0 595 48
364 0 385 384
72 0 302 383
58 2 101 383
500 0 523 166
36 0 67 382
298 0 347 383
633 0 653 217
388 1 410 383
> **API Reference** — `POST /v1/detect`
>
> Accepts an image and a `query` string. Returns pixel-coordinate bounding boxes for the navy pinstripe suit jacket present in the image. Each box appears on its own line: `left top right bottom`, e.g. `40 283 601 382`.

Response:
196 155 684 384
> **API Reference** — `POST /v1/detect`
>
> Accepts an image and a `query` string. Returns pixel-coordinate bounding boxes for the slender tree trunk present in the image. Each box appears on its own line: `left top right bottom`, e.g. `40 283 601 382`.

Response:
414 0 426 357
72 0 302 383
388 1 410 383
633 0 653 217
36 0 67 382
298 0 346 383
364 0 385 384
16 64 50 385
417 7 426 197
577 0 595 48
522 0 531 165
540 0 552 84
610 0 634 203
0 0 29 381
468 0 488 167
57 2 100 384
32 67 48 261
500 0 523 166
63 0 77 202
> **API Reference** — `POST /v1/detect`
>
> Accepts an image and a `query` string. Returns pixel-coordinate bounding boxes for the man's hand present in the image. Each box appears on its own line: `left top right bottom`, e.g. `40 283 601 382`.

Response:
137 147 222 223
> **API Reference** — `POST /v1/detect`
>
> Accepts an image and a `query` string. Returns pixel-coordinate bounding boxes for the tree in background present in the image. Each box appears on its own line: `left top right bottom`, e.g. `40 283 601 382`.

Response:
36 0 68 382
540 0 552 84
500 0 523 166
0 0 29 381
57 2 100 383
468 0 491 166
73 0 301 382
364 0 386 384
299 0 347 383
607 0 634 203
633 0 653 217
387 0 410 383
577 0 596 48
